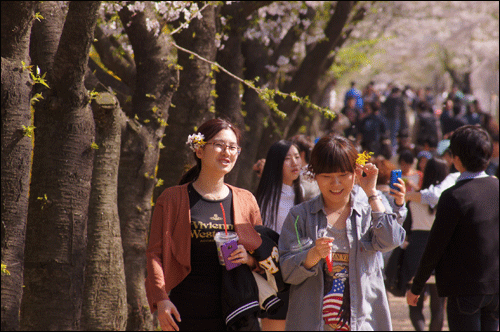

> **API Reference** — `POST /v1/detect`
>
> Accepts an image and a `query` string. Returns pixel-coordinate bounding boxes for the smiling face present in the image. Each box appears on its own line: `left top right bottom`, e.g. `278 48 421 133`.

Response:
282 145 301 186
315 171 355 208
196 128 239 176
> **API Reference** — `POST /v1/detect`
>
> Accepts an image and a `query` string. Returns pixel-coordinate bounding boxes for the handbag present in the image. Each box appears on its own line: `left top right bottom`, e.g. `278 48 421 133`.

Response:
384 246 407 297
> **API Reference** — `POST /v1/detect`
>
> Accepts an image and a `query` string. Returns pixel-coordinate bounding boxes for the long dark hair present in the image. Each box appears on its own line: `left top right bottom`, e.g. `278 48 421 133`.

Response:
256 140 303 229
419 157 449 213
178 118 241 185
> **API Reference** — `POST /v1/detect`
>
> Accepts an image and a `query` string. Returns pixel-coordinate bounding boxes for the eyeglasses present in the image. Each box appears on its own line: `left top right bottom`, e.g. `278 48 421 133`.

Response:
205 141 241 155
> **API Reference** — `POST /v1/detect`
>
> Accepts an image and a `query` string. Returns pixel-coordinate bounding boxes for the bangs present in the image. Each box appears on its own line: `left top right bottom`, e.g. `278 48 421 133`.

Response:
310 135 357 175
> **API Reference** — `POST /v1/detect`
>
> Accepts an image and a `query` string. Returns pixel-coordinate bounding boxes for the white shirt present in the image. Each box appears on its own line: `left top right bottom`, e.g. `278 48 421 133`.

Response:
274 184 296 234
409 201 435 231
420 172 460 208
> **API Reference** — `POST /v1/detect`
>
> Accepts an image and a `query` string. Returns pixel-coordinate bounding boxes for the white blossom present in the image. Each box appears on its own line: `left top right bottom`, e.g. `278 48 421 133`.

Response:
276 55 290 66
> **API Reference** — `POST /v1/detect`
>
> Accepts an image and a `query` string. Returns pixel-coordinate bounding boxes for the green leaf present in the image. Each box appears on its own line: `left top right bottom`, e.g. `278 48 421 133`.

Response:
22 125 36 138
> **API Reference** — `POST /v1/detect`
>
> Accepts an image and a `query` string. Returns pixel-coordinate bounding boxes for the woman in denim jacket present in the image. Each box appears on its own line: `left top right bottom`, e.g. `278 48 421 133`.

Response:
279 134 407 330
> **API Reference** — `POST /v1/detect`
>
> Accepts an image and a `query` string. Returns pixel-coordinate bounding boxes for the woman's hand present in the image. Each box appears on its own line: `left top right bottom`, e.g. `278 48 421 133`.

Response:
312 236 334 259
229 245 255 267
304 237 334 269
355 163 379 196
157 299 181 331
406 289 420 306
389 177 406 206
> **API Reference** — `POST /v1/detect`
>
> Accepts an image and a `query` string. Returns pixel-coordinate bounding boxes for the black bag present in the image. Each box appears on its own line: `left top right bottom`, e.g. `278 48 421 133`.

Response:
384 246 407 297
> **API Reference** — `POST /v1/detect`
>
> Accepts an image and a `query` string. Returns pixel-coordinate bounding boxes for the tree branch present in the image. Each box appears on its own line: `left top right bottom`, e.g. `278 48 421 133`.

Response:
93 24 136 89
51 1 100 96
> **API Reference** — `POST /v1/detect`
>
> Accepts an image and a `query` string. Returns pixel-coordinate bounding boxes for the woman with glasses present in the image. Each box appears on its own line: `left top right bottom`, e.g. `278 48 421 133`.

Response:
255 140 305 330
145 118 263 331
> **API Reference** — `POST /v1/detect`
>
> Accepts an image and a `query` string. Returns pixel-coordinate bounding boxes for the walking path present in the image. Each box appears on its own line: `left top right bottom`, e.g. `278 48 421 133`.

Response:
388 292 449 331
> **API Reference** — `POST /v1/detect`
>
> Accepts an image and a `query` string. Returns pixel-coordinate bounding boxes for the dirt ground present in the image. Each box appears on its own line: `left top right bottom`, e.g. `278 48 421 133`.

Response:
388 292 449 331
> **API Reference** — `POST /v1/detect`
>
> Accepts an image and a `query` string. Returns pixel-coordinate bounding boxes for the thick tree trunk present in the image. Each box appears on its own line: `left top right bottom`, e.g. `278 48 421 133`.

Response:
279 1 356 136
117 4 178 330
1 2 37 330
21 2 100 330
237 39 274 192
216 5 246 186
155 4 217 193
82 92 127 331
29 1 68 74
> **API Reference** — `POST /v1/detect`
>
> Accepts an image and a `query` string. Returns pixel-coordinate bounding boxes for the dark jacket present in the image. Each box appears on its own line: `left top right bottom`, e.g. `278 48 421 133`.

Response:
221 265 260 328
411 177 499 297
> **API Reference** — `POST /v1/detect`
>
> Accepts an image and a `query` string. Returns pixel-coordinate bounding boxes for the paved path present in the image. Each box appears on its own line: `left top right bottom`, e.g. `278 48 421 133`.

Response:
388 292 449 331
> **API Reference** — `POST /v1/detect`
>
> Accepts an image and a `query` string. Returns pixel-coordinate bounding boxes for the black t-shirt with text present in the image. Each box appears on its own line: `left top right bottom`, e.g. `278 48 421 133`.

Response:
168 183 233 327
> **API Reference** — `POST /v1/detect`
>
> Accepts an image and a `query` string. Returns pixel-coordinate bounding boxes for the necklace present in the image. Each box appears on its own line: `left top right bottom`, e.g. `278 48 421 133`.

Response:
193 182 228 200
325 204 350 229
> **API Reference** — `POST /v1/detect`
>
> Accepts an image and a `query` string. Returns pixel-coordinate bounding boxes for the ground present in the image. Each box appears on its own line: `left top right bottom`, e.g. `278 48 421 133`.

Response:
388 292 449 331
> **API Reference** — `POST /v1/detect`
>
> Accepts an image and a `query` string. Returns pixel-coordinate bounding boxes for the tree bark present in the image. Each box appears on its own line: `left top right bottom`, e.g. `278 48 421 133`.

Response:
81 92 127 331
1 2 37 330
237 39 274 192
29 1 68 74
279 1 356 137
117 4 178 330
93 24 136 90
155 3 217 193
21 2 100 330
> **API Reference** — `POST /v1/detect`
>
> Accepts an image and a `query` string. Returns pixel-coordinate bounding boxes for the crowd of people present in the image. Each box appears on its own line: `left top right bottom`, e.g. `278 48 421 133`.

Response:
144 80 498 331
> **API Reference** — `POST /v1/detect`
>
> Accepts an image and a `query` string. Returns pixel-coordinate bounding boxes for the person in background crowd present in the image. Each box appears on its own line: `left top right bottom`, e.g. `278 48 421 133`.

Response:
358 101 389 158
448 84 466 115
424 87 436 109
465 99 484 126
146 118 263 331
344 81 363 109
341 96 362 142
255 140 305 331
412 100 441 154
362 80 380 104
416 150 433 173
398 149 423 193
407 125 499 331
440 99 468 138
382 86 406 152
289 135 321 201
406 139 460 210
402 157 449 331
279 134 407 330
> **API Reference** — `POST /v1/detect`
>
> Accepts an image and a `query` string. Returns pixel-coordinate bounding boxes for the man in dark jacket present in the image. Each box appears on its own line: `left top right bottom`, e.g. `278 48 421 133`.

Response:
407 125 499 331
382 86 405 152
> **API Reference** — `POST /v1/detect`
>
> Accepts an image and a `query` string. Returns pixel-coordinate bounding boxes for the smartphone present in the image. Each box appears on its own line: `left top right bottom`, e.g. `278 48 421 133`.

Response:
390 169 402 191
221 240 241 271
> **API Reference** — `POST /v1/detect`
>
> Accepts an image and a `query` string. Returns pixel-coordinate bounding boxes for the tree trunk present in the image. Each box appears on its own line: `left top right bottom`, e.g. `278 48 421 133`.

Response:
216 4 246 186
21 2 100 330
279 1 356 137
1 2 37 330
155 4 217 194
117 4 178 330
82 92 127 331
235 38 275 192
29 1 68 74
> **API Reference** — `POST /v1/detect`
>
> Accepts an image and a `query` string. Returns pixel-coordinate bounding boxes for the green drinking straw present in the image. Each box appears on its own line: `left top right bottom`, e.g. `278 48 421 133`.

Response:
294 215 301 246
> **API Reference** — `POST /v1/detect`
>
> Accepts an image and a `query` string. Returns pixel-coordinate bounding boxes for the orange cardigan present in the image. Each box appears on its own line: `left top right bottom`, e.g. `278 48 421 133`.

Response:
145 183 263 313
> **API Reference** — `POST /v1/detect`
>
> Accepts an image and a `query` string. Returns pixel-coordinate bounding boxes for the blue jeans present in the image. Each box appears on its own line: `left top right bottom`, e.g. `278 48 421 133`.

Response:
447 294 499 331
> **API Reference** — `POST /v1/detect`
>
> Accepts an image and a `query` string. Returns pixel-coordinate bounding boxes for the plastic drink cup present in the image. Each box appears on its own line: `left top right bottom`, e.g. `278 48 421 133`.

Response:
290 237 313 253
214 231 240 269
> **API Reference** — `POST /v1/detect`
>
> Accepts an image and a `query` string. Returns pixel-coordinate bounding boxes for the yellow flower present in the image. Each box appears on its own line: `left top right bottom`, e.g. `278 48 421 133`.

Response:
356 151 374 165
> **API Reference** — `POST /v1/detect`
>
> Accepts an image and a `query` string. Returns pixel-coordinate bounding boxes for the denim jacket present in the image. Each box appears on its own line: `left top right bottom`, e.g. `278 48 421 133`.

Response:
279 190 406 331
